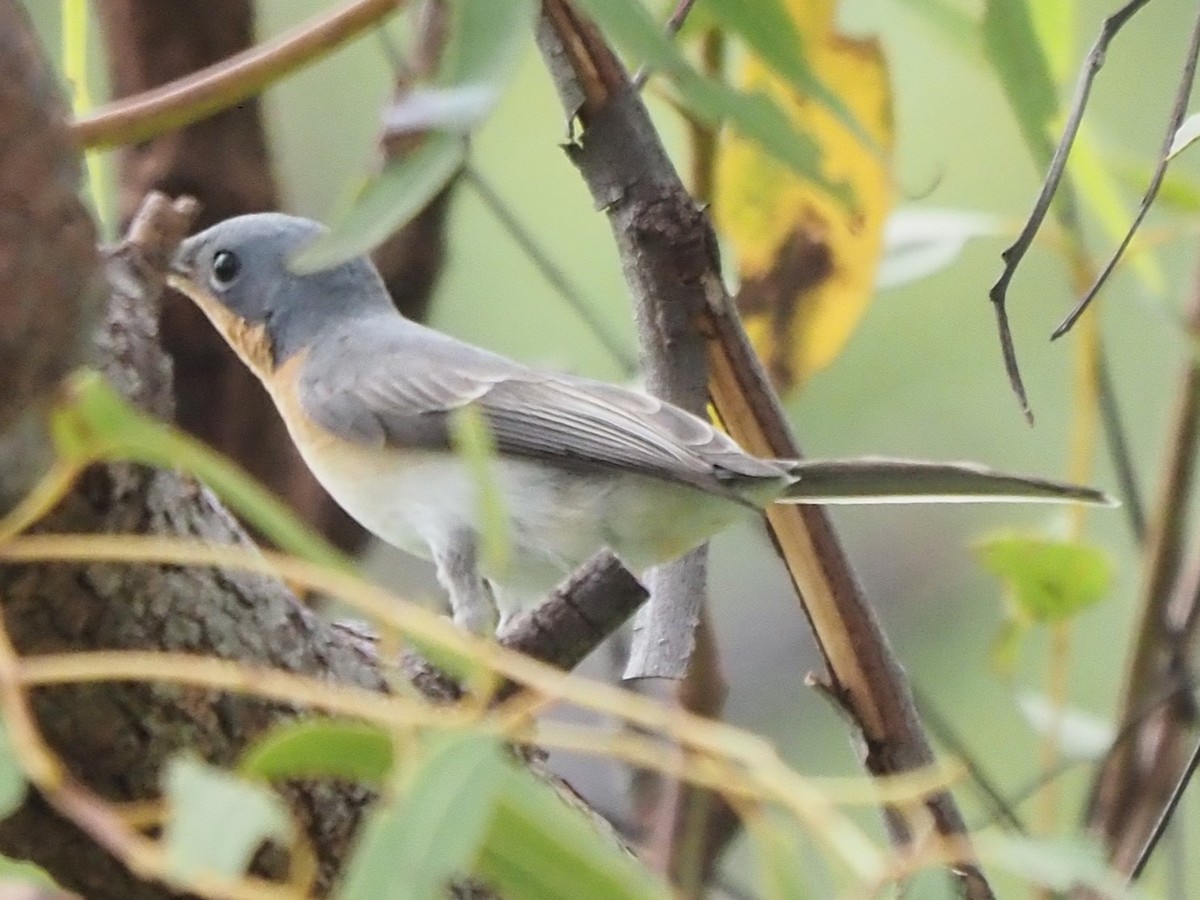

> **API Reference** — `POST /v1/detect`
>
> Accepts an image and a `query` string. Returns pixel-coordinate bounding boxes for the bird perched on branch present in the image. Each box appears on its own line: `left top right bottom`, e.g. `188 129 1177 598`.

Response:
169 213 1111 633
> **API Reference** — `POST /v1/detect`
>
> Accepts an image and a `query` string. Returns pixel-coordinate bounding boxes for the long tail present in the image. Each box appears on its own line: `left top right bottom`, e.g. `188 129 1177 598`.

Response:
778 457 1114 505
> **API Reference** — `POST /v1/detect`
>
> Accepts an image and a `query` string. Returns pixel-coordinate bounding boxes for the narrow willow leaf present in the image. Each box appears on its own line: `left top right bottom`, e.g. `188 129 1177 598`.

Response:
571 0 852 206
475 767 670 900
702 0 873 148
1028 0 1074 84
1069 128 1163 292
981 834 1146 898
891 0 980 54
290 132 467 273
751 814 812 900
0 717 26 819
451 404 509 577
981 0 1058 169
56 370 352 571
240 719 394 785
163 757 291 880
302 0 533 270
340 733 507 900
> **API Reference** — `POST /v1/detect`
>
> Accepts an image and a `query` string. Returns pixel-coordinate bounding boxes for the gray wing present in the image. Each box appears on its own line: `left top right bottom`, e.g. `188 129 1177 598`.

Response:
298 317 786 498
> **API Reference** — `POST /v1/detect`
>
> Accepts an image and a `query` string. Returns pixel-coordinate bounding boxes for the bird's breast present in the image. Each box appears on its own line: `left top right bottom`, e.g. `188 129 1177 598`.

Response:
261 353 747 606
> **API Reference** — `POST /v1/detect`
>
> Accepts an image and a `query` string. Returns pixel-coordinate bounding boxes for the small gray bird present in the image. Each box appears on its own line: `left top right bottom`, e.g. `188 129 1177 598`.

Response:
169 213 1110 633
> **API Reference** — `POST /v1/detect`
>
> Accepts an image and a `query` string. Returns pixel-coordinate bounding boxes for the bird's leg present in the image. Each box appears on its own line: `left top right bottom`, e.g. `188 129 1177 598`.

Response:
432 529 498 635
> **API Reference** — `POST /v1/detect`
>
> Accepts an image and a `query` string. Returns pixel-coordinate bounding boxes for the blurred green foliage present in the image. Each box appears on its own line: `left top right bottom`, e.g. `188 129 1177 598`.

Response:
15 0 1200 895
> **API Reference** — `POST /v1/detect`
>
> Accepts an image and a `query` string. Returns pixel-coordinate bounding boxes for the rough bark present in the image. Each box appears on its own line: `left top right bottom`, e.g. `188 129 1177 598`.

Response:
0 4 102 477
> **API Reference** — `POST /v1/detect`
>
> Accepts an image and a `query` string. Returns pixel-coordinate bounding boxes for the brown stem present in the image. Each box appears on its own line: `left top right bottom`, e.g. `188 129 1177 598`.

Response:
1082 240 1200 876
535 3 992 896
73 0 404 149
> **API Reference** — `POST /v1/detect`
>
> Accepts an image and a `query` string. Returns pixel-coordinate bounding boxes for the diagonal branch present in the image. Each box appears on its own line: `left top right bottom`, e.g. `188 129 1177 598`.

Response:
1081 230 1200 878
535 4 993 897
73 0 403 149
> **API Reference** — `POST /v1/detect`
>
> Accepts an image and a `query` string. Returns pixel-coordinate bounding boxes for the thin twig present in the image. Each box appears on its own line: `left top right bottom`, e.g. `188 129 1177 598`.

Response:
71 0 403 148
463 166 637 373
1128 730 1200 881
914 688 1025 834
1053 3 1200 339
987 0 1154 419
1125 538 1200 881
1096 343 1147 542
631 0 700 90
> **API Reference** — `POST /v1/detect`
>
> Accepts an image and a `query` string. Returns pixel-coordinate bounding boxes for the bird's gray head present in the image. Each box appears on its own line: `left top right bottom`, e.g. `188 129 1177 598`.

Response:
170 213 396 373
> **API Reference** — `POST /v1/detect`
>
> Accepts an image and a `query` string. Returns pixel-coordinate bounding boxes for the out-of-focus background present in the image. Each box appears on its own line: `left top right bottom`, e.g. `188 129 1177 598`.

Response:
28 0 1200 894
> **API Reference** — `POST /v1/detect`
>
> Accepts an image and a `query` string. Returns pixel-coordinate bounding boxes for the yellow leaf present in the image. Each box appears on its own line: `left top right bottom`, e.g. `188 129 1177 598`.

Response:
714 0 894 391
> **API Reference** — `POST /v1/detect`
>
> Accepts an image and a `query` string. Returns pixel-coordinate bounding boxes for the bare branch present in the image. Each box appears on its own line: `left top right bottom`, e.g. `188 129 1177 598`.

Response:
534 4 992 896
987 0 1154 419
538 3 714 681
1083 233 1200 876
73 0 403 149
1053 3 1200 338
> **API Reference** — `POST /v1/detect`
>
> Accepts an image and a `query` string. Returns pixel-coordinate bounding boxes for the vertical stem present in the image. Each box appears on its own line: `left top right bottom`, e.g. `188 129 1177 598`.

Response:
1036 252 1100 850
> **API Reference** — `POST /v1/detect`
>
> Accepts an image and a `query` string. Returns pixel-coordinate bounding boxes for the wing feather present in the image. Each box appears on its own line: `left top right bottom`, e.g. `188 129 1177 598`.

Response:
298 317 784 498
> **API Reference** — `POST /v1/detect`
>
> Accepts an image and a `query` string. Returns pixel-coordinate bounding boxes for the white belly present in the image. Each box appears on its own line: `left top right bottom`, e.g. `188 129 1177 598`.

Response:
265 365 747 616
294 434 745 610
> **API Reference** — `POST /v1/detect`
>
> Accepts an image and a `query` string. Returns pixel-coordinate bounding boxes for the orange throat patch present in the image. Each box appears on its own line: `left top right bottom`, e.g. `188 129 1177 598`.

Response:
167 272 277 378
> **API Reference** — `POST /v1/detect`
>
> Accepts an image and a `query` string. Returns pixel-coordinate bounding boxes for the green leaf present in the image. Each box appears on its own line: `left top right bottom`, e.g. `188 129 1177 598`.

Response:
56 370 353 572
298 0 534 270
976 535 1112 623
981 0 1058 170
981 834 1146 898
451 405 510 577
240 719 394 785
163 757 291 881
1112 156 1200 213
571 0 852 208
0 717 27 819
891 0 981 55
702 0 873 148
339 733 508 900
1028 0 1074 84
476 766 670 900
290 132 467 273
1015 692 1113 761
752 815 812 900
1069 128 1163 292
439 0 537 86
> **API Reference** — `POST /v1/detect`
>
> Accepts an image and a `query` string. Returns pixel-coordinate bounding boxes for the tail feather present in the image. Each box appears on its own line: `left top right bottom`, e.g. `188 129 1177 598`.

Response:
777 457 1113 506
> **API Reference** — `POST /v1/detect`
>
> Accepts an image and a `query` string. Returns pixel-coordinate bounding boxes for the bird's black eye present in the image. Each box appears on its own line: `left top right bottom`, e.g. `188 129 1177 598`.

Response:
210 250 241 288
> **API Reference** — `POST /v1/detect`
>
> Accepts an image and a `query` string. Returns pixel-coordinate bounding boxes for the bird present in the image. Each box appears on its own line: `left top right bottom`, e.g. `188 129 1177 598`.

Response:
168 213 1111 634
